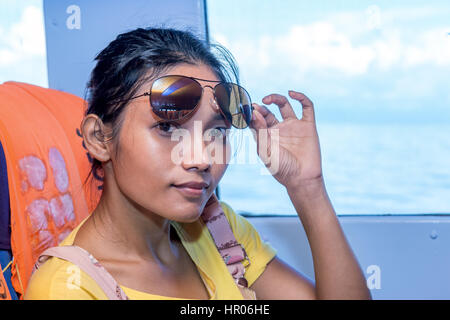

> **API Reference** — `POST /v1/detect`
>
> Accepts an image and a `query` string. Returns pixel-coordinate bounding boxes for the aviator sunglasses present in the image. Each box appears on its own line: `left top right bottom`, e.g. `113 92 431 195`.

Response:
129 75 254 129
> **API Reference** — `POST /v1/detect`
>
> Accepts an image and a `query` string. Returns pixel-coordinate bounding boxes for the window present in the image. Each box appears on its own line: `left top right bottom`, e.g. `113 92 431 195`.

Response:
208 1 450 215
0 0 47 88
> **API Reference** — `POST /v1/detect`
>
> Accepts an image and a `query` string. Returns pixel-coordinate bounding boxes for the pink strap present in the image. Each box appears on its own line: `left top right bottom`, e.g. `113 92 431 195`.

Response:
33 246 128 300
201 194 250 287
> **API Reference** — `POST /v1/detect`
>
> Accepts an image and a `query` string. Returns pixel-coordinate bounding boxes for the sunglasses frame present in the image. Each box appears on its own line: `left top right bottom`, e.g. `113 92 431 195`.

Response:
128 75 254 129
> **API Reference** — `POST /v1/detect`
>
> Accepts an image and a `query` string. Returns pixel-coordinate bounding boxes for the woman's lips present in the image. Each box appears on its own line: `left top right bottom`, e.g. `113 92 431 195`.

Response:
174 181 209 189
173 185 206 197
172 181 209 197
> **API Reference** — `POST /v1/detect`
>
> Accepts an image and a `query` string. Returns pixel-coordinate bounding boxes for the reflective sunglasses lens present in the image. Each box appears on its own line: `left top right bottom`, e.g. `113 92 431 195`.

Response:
150 76 202 121
215 83 252 129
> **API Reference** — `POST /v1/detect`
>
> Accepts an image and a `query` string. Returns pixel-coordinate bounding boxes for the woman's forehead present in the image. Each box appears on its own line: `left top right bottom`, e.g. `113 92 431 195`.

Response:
163 63 221 81
135 63 222 99
132 63 219 102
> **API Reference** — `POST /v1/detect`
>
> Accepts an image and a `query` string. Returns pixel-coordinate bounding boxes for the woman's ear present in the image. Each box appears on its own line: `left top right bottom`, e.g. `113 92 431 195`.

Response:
80 114 113 162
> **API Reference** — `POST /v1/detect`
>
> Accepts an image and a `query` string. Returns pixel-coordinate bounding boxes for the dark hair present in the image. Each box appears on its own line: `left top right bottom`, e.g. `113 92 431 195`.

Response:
82 27 241 194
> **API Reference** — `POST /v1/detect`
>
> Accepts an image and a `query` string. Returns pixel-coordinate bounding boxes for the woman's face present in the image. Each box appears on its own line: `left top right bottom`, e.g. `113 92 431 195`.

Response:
105 63 232 222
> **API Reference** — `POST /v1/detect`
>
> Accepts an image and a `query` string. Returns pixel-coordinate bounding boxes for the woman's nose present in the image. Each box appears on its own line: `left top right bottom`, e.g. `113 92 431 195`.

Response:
180 124 213 172
181 140 212 172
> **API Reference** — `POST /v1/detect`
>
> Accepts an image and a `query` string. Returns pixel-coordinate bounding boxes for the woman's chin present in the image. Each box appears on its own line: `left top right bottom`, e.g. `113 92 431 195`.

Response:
171 213 202 224
168 203 204 223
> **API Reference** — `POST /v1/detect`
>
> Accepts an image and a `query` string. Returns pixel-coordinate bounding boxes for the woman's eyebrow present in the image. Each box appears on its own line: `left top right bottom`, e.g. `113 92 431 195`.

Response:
207 113 228 125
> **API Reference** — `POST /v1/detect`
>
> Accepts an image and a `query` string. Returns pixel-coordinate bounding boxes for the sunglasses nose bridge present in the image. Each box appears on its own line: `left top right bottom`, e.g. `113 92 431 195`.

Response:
201 85 234 128
202 85 216 97
201 85 220 109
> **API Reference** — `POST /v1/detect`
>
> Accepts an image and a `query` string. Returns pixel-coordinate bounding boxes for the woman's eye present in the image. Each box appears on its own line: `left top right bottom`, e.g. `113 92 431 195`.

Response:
155 121 179 135
209 127 228 138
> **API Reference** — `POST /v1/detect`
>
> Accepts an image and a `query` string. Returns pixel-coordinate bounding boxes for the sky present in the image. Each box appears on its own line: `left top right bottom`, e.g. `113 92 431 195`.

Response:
0 1 449 215
0 0 449 124
207 0 450 124
0 0 47 87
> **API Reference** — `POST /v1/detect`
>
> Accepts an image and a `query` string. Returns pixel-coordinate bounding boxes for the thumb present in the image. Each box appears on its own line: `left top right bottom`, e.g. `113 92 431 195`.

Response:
250 104 268 135
250 106 271 165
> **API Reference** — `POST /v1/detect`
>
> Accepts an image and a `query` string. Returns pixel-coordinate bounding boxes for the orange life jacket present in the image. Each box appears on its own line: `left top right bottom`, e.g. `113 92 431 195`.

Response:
0 81 102 298
0 266 12 300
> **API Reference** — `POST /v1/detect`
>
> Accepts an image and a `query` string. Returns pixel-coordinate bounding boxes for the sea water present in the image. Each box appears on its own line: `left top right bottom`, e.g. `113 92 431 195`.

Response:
219 123 450 215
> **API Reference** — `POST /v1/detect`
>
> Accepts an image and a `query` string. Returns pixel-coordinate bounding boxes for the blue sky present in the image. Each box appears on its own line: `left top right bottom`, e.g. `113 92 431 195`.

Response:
1 1 449 215
1 1 449 124
207 0 450 124
0 0 47 87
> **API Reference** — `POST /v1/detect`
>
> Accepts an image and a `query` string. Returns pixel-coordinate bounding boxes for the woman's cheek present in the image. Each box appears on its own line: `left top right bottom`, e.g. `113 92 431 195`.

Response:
208 134 231 165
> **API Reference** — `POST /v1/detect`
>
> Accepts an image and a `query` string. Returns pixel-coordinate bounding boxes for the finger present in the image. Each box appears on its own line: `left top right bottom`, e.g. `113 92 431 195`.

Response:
288 90 315 123
252 103 279 127
250 109 271 165
262 93 298 120
249 108 266 148
250 108 268 131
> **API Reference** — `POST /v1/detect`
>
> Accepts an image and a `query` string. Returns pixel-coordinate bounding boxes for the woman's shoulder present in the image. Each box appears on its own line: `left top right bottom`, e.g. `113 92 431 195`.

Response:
25 254 107 300
218 199 234 217
218 199 245 223
25 217 106 300
217 199 277 287
218 200 256 237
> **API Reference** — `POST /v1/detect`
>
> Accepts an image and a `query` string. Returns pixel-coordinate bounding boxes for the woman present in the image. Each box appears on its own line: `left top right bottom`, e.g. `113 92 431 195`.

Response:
25 27 371 300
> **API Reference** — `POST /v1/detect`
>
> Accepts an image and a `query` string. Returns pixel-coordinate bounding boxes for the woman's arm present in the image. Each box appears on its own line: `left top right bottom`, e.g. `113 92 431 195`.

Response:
249 91 371 300
251 177 371 300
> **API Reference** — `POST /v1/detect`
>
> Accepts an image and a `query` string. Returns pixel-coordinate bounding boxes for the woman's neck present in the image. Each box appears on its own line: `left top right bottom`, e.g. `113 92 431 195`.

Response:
76 182 183 267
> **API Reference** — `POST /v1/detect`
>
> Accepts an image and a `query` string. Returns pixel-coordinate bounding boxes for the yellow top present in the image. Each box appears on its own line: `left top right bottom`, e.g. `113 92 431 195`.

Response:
24 201 277 300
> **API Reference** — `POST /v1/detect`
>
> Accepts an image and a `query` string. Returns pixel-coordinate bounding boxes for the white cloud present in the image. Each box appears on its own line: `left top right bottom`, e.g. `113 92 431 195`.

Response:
0 5 46 67
275 22 375 75
403 27 450 67
378 6 450 25
0 48 17 65
215 8 450 77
